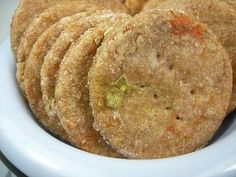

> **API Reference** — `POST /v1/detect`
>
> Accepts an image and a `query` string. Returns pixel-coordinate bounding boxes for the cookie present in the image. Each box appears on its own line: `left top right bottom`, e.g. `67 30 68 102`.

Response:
11 0 126 56
154 0 236 113
49 12 130 156
125 0 149 15
88 10 232 159
23 12 96 141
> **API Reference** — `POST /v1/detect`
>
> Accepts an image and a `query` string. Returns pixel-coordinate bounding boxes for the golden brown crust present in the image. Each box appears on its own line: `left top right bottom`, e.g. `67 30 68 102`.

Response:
125 0 149 15
41 10 116 119
88 10 232 159
39 10 119 151
119 0 126 3
223 0 236 11
151 0 236 113
10 0 60 56
143 0 236 11
23 12 97 141
16 0 127 93
16 2 99 94
54 13 130 157
95 0 127 12
11 0 126 56
142 0 167 10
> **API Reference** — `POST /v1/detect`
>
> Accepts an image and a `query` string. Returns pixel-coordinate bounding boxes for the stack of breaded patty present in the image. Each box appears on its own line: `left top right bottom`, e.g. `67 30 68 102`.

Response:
11 0 236 159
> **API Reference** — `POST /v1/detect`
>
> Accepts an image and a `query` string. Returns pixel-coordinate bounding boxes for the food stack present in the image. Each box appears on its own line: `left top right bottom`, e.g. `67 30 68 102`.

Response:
11 0 236 159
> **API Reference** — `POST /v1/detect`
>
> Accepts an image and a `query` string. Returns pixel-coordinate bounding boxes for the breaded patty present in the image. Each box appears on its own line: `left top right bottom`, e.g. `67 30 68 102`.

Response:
38 11 122 153
41 10 116 119
23 12 97 141
11 0 126 56
151 0 236 113
16 0 127 93
88 10 232 159
16 2 98 93
54 13 130 156
11 0 59 55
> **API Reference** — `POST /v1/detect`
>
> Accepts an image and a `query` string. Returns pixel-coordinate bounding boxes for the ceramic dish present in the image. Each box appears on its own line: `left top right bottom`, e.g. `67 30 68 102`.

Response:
0 38 236 177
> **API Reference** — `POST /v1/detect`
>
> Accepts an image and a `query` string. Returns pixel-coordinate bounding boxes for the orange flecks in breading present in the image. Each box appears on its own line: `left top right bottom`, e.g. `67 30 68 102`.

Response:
169 15 204 43
169 15 192 35
191 24 204 43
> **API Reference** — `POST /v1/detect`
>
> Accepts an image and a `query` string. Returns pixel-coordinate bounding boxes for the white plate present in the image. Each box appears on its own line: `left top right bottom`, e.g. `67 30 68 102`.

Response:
1 38 236 177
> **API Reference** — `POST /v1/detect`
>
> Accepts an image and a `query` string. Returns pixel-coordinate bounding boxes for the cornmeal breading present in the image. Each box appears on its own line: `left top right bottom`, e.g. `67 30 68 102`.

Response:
89 10 232 159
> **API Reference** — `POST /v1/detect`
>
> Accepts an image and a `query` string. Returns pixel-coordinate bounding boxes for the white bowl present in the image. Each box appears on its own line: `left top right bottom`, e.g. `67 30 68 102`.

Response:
1 38 236 177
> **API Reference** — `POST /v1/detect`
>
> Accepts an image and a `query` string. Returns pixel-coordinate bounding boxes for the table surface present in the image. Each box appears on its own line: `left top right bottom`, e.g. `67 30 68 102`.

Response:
0 1 25 177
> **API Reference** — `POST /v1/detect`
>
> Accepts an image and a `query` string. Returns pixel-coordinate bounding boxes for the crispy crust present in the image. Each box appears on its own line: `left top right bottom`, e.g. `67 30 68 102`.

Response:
89 10 232 159
142 0 167 10
10 0 60 56
16 0 127 93
95 0 127 12
23 12 96 141
153 0 236 113
54 13 130 156
41 10 116 119
11 0 126 56
143 0 236 11
16 2 99 93
224 0 236 11
39 10 119 153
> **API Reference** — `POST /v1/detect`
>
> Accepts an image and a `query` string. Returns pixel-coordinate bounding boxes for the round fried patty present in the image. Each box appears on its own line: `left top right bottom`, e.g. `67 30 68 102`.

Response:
16 0 127 92
41 11 117 119
154 0 236 113
11 0 126 56
23 11 97 141
88 10 232 159
54 13 130 156
16 2 98 93
11 0 59 55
